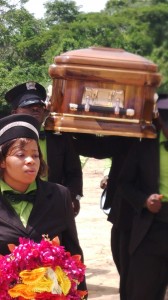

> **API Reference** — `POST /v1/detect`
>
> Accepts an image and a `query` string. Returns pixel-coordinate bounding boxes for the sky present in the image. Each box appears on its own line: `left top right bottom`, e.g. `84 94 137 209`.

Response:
25 0 107 19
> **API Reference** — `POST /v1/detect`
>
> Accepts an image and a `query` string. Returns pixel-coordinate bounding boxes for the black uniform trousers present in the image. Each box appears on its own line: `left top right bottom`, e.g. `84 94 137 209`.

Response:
126 220 168 300
111 226 131 300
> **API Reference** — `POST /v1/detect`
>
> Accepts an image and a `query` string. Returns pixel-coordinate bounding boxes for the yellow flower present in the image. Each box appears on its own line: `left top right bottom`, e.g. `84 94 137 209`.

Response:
20 267 49 285
21 267 53 292
55 266 71 295
8 266 71 298
8 267 53 297
8 283 36 299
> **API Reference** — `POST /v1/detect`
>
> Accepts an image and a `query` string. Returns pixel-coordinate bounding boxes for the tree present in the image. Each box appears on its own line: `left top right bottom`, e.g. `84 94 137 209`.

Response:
104 0 168 14
0 6 47 67
1 0 168 107
151 42 168 93
104 0 128 14
44 0 81 26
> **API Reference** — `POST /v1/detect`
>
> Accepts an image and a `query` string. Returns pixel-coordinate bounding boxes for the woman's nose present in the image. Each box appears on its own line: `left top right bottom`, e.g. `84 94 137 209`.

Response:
25 156 35 164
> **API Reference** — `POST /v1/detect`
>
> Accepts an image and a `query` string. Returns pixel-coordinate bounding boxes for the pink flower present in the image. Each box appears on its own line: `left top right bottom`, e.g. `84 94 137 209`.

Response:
0 237 87 300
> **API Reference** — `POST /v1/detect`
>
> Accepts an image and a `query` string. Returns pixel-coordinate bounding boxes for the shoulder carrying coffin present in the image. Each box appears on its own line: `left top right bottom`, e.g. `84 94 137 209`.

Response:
46 47 162 138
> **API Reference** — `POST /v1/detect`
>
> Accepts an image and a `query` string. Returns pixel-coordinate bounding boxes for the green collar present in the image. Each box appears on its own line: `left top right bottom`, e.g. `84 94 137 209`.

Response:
0 180 37 194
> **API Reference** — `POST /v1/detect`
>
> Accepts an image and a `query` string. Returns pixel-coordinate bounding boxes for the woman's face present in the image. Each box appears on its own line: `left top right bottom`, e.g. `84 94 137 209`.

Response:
0 139 40 192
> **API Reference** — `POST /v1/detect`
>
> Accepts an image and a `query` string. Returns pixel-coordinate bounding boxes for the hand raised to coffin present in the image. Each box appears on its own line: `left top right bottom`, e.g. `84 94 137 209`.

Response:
145 194 163 213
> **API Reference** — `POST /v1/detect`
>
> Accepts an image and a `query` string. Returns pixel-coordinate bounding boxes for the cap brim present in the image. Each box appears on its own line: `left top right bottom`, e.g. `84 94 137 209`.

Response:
19 99 46 108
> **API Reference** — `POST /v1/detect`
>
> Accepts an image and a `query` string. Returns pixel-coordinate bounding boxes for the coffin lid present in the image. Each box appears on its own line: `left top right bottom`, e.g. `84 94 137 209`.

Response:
54 47 158 72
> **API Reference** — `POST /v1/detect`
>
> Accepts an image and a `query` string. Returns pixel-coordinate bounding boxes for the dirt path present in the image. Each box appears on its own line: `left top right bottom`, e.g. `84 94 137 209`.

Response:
76 157 120 300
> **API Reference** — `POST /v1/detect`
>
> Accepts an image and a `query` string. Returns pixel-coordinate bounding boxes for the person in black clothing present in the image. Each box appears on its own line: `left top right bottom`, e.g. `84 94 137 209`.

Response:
115 94 168 300
0 113 87 296
73 133 136 299
5 81 83 216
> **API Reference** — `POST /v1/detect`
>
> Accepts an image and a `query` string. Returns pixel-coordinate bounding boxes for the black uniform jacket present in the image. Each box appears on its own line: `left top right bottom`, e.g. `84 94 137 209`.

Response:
117 137 160 254
0 178 83 257
45 131 83 199
73 133 136 227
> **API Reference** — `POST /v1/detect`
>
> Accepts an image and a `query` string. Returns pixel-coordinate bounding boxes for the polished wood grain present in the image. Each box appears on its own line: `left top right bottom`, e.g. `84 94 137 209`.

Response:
47 47 162 138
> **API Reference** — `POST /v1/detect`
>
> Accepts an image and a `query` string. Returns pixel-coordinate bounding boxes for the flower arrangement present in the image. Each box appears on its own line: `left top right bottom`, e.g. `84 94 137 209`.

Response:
0 236 87 300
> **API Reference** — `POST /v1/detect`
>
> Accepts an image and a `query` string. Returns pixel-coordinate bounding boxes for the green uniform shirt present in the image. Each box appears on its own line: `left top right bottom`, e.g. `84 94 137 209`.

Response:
159 131 168 202
0 180 37 227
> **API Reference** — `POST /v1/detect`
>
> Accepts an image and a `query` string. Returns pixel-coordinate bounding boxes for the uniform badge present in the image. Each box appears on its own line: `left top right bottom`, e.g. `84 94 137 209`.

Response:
26 81 37 90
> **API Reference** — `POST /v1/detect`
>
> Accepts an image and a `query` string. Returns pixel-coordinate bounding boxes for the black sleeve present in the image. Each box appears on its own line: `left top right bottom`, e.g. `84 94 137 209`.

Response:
118 139 151 213
61 188 87 291
62 133 83 199
73 133 136 159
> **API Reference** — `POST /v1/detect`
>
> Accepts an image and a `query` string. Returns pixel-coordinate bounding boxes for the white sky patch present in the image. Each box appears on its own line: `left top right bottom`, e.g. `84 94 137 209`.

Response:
24 0 107 19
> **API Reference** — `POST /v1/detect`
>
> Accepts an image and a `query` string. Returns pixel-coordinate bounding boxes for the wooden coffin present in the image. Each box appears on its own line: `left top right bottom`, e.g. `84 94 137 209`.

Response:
46 47 162 138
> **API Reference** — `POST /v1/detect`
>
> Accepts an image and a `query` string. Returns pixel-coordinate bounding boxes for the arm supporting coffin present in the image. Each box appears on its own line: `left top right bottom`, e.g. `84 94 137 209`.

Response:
69 103 135 117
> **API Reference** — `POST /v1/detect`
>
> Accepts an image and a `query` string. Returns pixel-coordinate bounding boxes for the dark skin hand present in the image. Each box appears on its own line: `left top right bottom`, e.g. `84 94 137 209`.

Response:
145 194 163 213
100 175 108 189
72 199 80 217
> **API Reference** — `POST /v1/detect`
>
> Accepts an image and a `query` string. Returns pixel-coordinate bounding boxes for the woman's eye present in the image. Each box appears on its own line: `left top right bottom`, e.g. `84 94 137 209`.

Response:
16 152 24 157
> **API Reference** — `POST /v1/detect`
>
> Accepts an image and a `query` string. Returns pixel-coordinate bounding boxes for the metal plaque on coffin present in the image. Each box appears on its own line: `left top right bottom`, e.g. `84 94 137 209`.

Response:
46 47 162 138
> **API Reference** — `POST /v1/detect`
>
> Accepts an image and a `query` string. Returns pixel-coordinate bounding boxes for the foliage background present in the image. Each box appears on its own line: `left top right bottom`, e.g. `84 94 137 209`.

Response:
0 0 168 116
